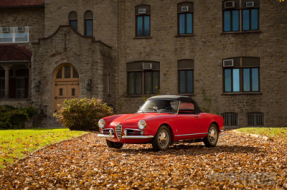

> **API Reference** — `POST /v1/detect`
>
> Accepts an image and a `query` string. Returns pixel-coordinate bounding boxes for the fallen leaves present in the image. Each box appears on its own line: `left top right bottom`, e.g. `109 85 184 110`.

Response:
0 131 286 189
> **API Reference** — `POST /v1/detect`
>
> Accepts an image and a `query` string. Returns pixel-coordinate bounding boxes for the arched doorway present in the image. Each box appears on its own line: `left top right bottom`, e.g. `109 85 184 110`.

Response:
53 64 79 112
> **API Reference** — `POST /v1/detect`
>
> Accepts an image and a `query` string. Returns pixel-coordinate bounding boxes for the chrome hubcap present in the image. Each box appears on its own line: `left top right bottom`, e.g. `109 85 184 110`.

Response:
158 129 169 148
209 127 217 144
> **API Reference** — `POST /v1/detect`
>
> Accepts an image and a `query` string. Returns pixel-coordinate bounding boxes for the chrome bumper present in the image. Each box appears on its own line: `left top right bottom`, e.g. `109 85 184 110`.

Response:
97 134 154 139
97 134 115 138
122 135 154 139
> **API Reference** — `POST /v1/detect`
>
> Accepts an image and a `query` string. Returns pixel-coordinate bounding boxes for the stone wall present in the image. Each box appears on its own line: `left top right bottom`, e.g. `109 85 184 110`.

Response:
0 7 45 51
31 26 115 116
116 0 287 127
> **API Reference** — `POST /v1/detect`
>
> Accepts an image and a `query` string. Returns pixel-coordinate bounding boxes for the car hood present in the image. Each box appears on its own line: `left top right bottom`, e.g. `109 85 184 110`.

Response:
110 112 169 125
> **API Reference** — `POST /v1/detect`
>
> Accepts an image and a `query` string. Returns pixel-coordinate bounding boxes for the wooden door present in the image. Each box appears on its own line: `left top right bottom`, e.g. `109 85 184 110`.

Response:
53 65 79 112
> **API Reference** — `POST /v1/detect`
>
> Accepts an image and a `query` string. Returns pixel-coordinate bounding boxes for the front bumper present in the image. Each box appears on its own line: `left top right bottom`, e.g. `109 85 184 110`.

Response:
97 134 154 139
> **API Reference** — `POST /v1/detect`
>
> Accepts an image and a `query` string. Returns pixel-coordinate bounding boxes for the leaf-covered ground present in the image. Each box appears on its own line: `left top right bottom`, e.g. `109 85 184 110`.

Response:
0 129 86 168
0 131 286 189
238 128 287 142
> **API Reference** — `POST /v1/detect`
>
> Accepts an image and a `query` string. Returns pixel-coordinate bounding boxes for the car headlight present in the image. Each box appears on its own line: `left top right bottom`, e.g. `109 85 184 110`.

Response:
98 119 106 129
138 120 146 130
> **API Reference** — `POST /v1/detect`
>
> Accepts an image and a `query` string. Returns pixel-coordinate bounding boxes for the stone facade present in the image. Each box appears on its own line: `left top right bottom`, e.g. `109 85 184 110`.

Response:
0 0 286 127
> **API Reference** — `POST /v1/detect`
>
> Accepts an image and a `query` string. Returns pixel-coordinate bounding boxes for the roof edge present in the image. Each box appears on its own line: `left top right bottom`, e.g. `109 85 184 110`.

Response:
32 25 112 49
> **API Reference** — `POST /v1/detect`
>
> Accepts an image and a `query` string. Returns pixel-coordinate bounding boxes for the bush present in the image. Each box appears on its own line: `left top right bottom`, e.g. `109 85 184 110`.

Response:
54 98 114 131
0 105 37 129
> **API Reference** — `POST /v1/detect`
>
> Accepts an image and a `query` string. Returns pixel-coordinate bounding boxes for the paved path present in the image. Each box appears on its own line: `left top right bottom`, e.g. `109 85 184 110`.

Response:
0 131 286 189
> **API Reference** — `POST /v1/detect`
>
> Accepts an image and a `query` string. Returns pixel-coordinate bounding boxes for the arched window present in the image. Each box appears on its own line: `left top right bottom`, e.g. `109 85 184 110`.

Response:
84 11 93 36
177 2 194 35
221 112 238 127
69 11 78 30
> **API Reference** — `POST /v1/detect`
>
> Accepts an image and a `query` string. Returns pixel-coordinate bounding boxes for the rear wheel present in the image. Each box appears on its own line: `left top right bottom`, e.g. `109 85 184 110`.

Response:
203 124 219 147
152 125 171 151
106 139 124 149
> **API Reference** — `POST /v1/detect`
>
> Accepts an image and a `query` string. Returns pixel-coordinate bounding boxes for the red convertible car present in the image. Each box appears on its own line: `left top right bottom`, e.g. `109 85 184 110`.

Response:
98 95 224 151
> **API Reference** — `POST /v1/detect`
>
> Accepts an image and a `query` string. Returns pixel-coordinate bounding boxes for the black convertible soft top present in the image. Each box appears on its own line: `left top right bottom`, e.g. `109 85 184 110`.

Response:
148 95 202 114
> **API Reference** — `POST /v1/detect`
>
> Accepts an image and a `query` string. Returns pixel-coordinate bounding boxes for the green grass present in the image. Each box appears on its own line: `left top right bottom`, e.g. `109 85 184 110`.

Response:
0 128 87 168
237 127 287 139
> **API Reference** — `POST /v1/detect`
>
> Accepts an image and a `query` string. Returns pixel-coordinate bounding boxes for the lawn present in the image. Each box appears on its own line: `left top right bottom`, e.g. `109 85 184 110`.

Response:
237 127 287 140
0 128 86 168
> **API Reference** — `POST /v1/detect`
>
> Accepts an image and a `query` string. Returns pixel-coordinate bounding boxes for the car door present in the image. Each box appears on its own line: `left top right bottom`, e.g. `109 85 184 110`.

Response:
175 102 200 140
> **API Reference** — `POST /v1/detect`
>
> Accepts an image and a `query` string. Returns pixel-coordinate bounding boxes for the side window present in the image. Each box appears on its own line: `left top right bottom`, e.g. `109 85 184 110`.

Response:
179 102 195 114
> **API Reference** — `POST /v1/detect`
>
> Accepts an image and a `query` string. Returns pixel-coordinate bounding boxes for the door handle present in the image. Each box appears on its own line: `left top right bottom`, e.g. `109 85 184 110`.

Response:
197 116 200 119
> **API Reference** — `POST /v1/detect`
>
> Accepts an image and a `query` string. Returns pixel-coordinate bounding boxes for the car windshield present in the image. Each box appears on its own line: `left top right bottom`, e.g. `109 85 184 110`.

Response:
138 99 179 113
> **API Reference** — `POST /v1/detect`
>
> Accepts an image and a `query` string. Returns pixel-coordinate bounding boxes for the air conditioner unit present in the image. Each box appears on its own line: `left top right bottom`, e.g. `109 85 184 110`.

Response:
17 26 25 32
224 1 235 8
138 8 147 14
246 1 255 7
181 6 189 12
2 27 10 33
223 59 234 67
143 63 153 70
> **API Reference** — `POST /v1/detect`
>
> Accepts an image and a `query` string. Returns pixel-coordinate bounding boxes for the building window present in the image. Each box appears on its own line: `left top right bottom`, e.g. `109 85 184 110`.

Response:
127 61 160 95
69 11 78 30
242 9 259 31
222 112 238 126
223 57 260 93
222 0 260 32
178 2 194 35
0 27 29 43
0 69 4 99
84 11 93 36
135 5 151 37
246 112 264 126
178 60 194 94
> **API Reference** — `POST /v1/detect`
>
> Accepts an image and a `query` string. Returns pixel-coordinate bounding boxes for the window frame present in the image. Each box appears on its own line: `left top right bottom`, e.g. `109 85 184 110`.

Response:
178 69 194 94
223 57 260 94
0 27 29 44
221 112 239 127
222 0 260 33
69 11 78 31
178 59 194 94
126 61 160 96
246 112 264 126
135 5 151 37
84 11 93 37
242 8 259 31
223 9 240 32
177 2 194 36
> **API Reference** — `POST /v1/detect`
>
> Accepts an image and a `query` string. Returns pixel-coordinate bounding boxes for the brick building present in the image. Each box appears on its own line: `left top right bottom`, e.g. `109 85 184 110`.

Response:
0 0 286 128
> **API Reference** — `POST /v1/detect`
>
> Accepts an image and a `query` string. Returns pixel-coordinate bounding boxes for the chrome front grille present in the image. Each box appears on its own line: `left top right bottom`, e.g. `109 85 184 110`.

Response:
115 124 122 141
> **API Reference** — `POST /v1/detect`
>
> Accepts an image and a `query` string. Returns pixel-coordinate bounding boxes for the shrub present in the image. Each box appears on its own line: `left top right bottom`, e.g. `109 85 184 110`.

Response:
54 98 114 131
0 105 37 129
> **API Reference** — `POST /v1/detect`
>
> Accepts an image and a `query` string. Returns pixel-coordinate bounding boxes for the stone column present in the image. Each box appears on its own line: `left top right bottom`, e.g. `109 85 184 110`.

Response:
2 66 10 99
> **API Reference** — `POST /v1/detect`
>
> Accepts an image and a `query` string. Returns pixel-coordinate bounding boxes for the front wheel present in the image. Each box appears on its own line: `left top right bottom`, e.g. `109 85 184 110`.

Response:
203 124 219 147
106 139 124 149
152 125 171 151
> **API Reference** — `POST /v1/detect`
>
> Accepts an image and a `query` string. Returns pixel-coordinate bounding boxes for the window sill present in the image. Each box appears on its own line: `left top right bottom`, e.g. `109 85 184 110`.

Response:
133 36 152 39
221 92 262 95
0 98 31 101
178 93 196 96
221 30 261 35
175 34 195 38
